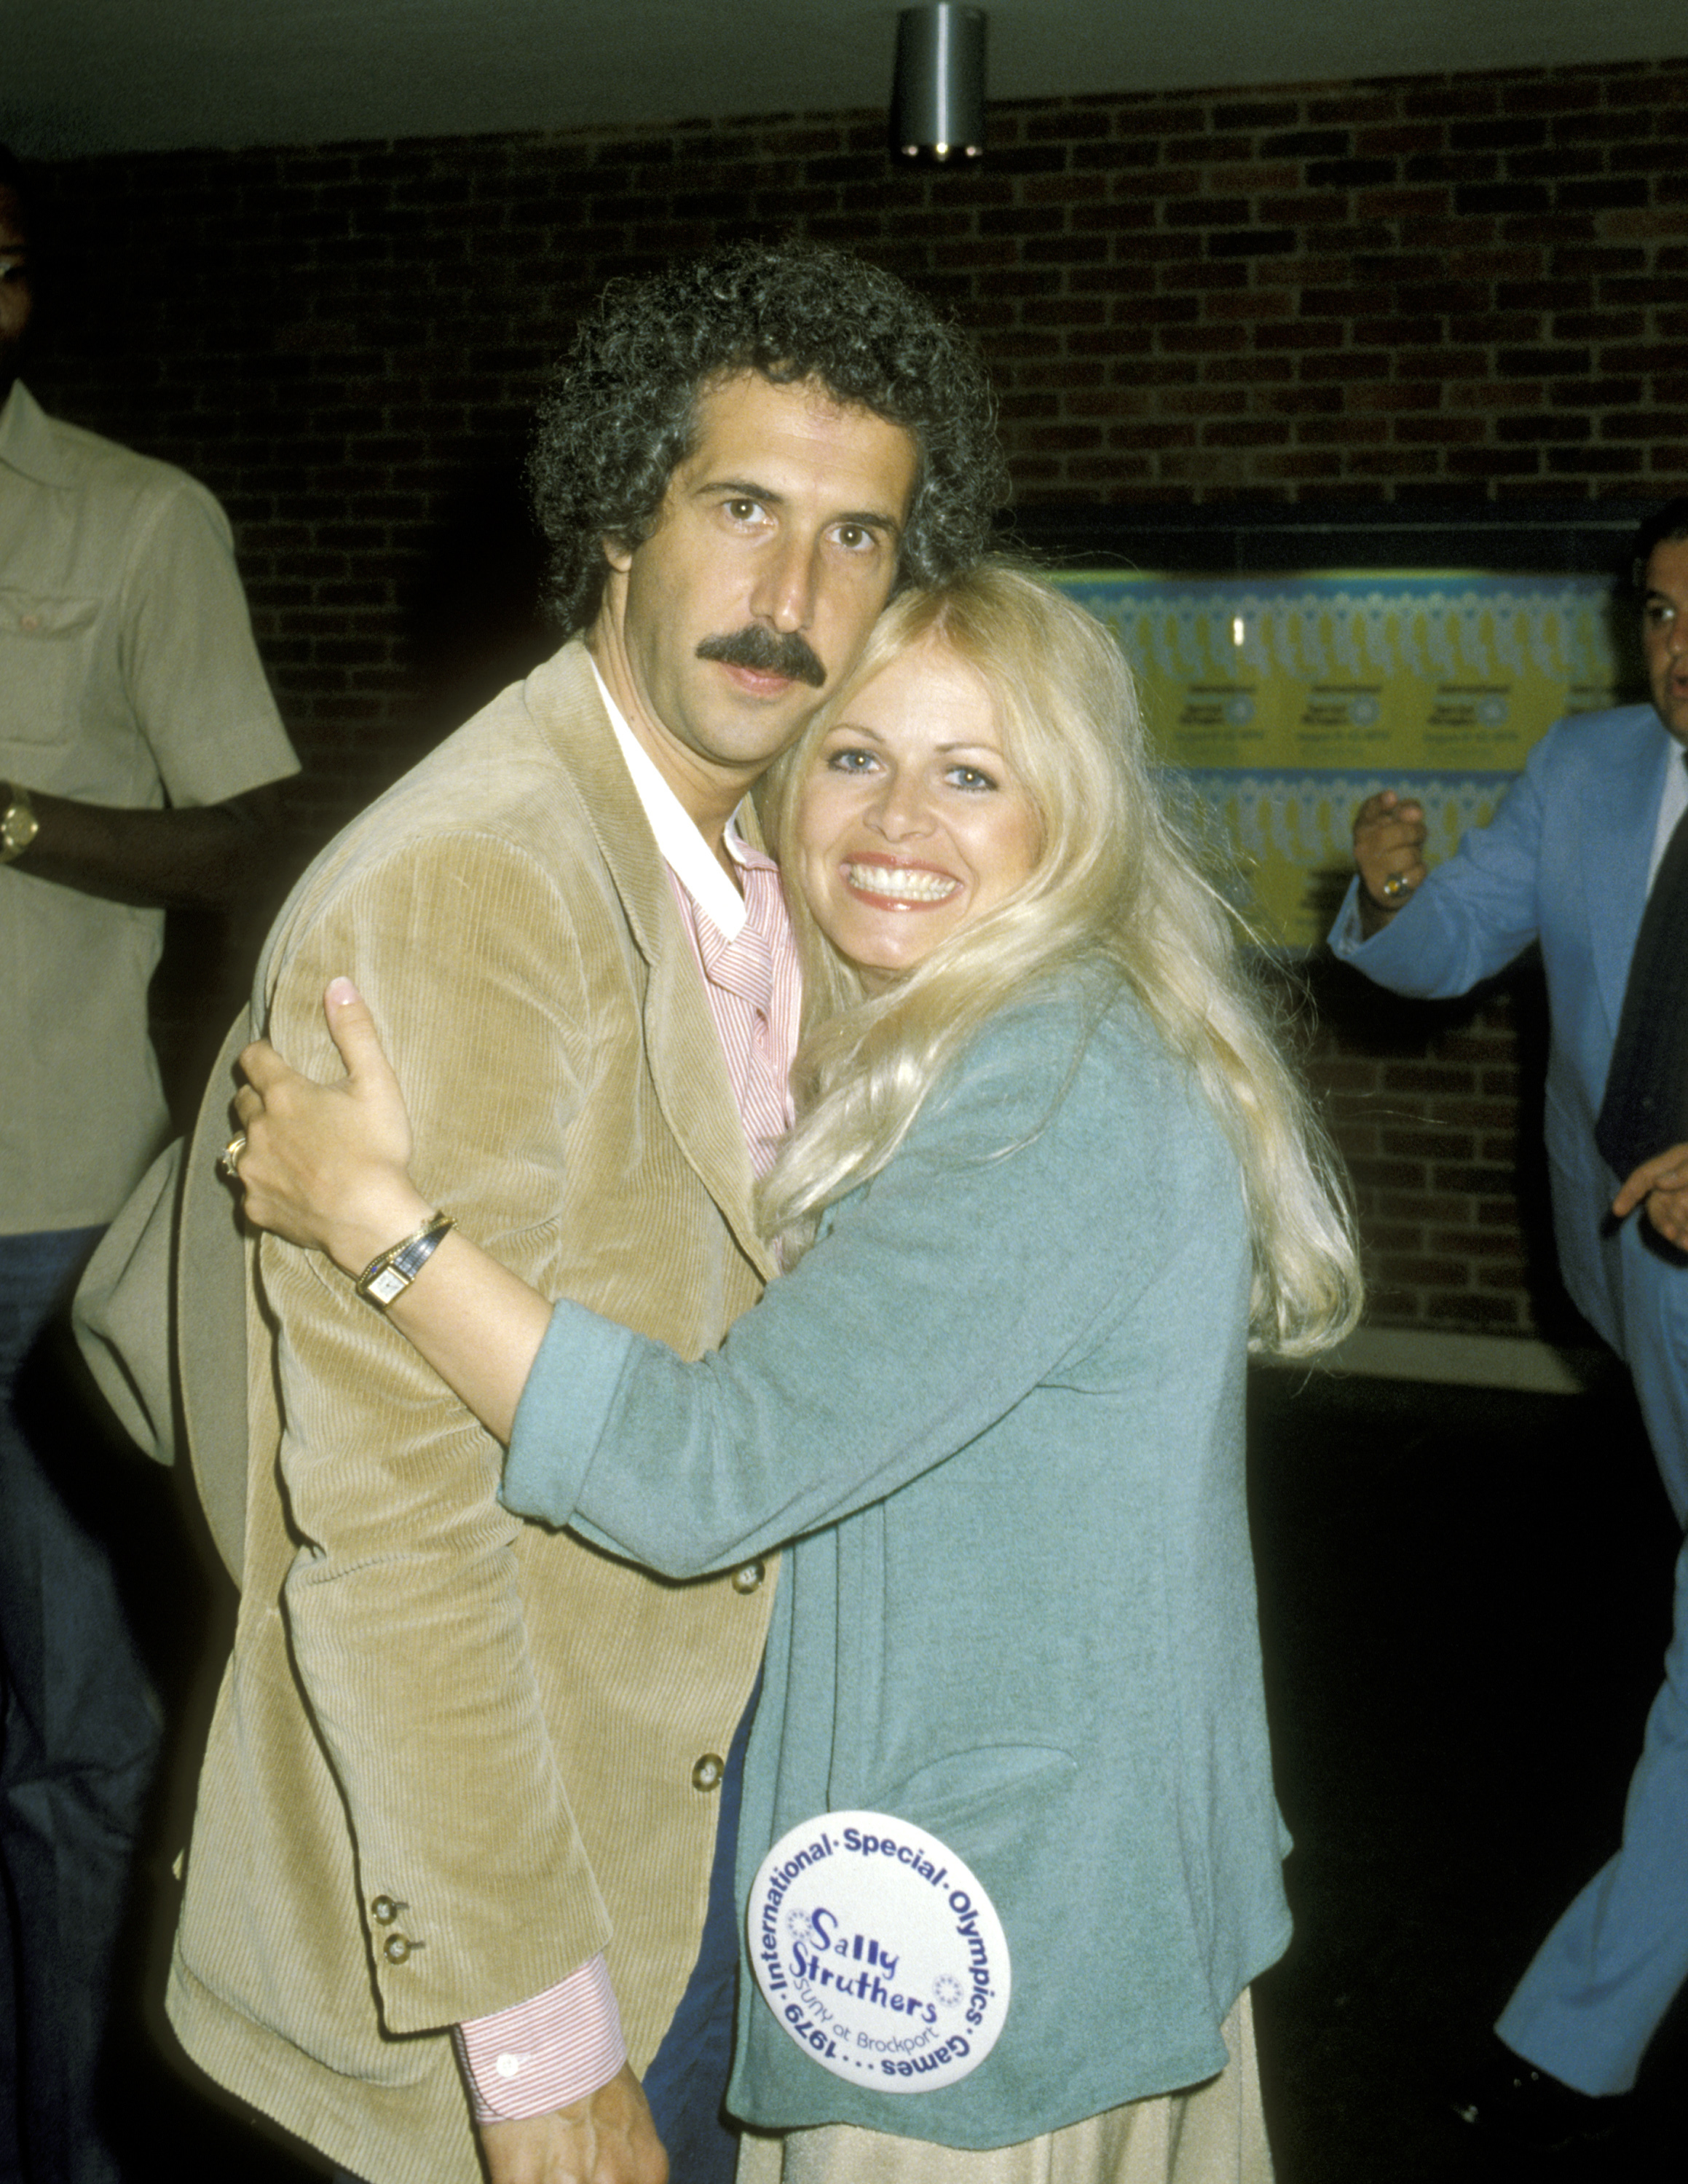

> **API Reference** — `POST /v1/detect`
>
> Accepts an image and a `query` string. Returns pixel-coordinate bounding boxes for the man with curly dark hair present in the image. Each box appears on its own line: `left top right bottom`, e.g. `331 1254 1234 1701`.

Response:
529 242 1006 636
154 242 1006 2184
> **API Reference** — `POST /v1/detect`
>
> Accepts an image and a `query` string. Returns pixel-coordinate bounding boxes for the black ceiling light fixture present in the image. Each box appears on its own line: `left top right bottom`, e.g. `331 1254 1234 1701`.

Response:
891 6 986 165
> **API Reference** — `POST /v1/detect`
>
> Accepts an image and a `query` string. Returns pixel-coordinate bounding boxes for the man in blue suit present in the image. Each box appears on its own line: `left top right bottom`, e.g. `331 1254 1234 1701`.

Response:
1331 497 1688 2153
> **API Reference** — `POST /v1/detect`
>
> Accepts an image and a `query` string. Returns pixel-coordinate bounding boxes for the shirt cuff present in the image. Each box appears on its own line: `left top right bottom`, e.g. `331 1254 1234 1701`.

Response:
452 1954 627 2124
1328 875 1368 959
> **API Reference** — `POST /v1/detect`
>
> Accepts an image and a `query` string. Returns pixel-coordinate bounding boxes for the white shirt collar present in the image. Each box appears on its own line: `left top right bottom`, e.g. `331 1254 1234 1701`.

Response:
1650 735 1688 892
589 657 749 939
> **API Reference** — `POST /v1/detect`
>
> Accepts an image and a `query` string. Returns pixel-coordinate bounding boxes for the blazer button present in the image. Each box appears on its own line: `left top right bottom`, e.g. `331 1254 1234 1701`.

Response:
691 1752 725 1792
383 1932 414 1964
370 1895 405 1926
731 1561 765 1594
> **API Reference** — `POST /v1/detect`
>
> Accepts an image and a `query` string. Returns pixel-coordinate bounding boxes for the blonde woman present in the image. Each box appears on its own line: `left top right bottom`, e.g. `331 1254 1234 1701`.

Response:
232 563 1358 2183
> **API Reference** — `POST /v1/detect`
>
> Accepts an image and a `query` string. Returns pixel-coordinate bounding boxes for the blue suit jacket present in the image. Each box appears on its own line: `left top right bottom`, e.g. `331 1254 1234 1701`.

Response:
1332 703 1671 1364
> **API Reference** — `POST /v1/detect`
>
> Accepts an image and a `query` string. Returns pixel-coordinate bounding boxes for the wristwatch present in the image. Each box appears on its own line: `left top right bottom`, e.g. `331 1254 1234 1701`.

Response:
354 1212 456 1309
0 781 39 865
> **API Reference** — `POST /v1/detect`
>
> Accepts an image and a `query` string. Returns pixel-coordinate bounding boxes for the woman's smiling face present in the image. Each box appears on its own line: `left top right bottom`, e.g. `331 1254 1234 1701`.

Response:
792 637 1044 989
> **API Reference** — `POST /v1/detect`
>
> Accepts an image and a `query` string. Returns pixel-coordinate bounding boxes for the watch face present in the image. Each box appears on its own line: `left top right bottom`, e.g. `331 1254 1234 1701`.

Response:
366 1264 410 1306
1 802 38 860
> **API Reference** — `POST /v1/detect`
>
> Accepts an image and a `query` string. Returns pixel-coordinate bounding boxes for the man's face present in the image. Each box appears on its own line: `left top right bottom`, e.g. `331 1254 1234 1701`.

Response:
1643 538 1688 744
592 370 920 823
0 191 32 400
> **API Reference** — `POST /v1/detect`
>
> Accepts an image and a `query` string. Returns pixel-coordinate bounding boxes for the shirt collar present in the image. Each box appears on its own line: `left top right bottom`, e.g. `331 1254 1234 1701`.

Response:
1649 735 1688 888
0 382 71 488
589 657 754 938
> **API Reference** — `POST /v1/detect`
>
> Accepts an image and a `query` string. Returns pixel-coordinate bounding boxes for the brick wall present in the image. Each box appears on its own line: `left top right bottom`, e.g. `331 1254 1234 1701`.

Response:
1305 970 1579 1342
23 54 1687 1344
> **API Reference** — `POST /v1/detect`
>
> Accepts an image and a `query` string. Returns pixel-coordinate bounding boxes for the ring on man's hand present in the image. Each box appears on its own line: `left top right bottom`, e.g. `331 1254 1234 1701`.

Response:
1381 873 1409 901
218 1133 248 1179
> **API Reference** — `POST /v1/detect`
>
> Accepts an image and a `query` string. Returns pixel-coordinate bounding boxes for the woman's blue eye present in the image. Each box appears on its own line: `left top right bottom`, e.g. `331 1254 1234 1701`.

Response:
829 748 877 772
948 766 995 791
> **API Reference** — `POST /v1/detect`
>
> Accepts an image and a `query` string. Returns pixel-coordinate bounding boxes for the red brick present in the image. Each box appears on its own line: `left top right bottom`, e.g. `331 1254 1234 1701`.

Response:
1448 381 1545 412
1160 387 1250 417
1201 355 1298 384
1353 314 1446 347
1202 419 1295 448
1427 1295 1523 1328
1290 415 1389 446
1204 161 1302 194
1355 186 1454 221
1344 380 1443 414
1394 347 1490 379
1379 1255 1472 1288
1297 351 1390 382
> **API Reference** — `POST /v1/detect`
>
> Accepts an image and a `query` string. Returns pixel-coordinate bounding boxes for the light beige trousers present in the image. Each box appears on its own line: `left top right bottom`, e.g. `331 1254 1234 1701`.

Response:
736 1993 1271 2184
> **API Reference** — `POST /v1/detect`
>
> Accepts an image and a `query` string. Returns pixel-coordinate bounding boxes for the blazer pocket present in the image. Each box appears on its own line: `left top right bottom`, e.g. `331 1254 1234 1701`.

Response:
875 1744 1078 1868
0 589 104 748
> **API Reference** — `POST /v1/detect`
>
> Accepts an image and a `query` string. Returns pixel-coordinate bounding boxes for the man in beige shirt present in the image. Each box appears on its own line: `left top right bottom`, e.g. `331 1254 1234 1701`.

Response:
161 242 1006 2184
0 145 298 2184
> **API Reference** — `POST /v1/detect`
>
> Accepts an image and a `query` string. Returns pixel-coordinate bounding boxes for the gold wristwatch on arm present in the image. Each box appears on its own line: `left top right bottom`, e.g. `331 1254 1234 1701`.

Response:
0 781 40 865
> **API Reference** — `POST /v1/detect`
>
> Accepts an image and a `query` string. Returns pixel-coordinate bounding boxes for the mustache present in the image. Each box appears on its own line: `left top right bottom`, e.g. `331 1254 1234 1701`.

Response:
695 625 827 689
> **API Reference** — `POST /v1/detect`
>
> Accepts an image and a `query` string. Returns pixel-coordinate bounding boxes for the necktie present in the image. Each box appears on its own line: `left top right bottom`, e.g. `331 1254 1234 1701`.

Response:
1595 755 1688 1179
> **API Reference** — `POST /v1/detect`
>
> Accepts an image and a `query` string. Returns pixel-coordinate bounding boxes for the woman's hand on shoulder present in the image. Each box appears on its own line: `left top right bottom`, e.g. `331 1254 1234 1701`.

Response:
234 978 431 1276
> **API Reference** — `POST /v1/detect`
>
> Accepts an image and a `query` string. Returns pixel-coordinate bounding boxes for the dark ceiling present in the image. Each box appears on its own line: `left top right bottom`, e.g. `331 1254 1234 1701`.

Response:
7 0 1681 160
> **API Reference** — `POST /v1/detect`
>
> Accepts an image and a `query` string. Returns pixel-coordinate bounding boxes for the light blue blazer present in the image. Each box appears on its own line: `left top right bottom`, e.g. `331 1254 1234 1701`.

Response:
1332 703 1688 1515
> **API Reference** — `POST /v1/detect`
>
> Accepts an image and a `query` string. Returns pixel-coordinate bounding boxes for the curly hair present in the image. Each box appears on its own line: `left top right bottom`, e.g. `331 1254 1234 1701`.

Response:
526 242 1009 632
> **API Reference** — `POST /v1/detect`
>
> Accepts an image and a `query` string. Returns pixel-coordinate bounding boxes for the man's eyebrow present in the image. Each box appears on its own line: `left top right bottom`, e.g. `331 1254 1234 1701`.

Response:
693 473 779 502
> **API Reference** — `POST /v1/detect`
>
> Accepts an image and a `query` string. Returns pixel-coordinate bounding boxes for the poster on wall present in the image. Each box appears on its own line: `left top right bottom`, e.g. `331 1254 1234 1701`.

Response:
1052 571 1627 951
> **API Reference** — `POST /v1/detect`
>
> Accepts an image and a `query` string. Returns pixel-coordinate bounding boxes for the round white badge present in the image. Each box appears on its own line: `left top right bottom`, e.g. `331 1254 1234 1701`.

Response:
746 1810 1011 2092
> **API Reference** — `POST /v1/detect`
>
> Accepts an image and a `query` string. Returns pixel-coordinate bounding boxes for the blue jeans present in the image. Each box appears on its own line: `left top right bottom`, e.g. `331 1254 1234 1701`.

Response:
0 1230 162 2184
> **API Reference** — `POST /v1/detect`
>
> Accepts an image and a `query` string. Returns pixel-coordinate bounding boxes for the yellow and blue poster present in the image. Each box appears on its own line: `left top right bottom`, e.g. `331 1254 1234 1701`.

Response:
1053 571 1626 949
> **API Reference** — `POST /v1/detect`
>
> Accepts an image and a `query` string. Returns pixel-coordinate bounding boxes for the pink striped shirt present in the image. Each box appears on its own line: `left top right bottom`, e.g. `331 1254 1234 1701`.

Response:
667 833 800 1182
455 680 800 2125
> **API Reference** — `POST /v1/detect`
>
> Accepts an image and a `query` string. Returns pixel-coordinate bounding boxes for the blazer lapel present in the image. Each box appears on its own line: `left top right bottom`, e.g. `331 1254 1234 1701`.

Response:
1585 713 1674 1037
527 646 777 1284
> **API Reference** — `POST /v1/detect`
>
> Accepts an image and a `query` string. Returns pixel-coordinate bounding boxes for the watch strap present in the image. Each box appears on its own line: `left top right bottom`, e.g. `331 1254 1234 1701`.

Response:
355 1212 455 1309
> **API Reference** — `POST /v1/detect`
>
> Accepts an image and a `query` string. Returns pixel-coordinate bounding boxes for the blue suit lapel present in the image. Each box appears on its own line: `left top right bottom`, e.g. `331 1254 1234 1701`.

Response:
1585 716 1675 1038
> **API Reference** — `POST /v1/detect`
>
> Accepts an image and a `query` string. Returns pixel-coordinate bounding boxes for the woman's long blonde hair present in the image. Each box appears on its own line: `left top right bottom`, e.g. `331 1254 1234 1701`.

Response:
756 560 1360 1357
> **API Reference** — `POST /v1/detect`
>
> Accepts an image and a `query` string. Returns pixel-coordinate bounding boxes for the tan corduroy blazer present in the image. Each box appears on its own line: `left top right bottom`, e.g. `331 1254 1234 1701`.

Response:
162 642 778 2184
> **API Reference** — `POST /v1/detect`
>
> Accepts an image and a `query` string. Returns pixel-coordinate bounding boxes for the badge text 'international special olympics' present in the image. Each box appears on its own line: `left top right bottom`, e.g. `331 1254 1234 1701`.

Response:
746 1810 1011 2093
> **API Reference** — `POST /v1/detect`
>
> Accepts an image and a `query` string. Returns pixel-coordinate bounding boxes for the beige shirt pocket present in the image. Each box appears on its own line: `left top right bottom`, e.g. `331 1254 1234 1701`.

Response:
0 588 104 751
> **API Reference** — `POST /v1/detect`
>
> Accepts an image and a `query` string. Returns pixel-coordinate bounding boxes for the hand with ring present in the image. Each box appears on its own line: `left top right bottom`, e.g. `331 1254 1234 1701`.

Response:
227 979 431 1276
218 1132 248 1179
1352 789 1428 931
